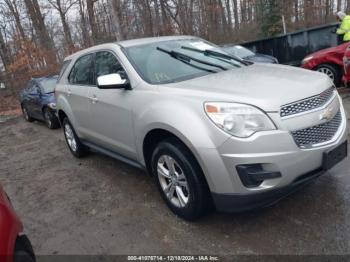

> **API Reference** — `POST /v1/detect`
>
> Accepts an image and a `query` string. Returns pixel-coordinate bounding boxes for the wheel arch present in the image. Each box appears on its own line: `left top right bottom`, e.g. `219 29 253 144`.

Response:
57 109 68 125
56 94 78 128
314 62 342 86
141 126 215 192
314 62 342 71
41 105 48 116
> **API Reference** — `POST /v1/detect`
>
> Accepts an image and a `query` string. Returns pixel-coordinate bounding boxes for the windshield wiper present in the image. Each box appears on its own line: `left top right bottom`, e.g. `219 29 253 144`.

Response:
181 46 252 66
156 47 228 71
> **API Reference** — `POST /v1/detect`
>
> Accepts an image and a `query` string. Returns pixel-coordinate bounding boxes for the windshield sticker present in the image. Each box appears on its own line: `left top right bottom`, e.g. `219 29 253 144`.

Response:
189 42 214 51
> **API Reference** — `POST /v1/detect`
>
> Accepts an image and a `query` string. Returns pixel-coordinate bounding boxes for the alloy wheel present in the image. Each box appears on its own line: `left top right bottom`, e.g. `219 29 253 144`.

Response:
23 107 29 120
64 123 77 152
157 155 190 208
317 67 335 80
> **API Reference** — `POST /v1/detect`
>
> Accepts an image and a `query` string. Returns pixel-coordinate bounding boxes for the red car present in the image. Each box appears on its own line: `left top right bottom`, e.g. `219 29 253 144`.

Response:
0 184 35 262
342 45 350 85
301 42 350 87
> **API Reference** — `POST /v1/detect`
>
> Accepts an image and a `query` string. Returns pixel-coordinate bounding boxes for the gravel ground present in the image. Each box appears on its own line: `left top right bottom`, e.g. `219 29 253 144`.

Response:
0 92 350 256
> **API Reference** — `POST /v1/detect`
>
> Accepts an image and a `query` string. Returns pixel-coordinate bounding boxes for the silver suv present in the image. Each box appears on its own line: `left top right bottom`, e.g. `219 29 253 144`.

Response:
56 36 348 220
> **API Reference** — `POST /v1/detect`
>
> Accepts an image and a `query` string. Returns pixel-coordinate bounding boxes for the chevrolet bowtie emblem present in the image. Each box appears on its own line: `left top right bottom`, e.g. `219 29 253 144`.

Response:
320 108 333 121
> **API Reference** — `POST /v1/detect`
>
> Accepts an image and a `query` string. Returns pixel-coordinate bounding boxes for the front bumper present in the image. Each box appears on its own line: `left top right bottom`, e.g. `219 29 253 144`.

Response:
212 167 325 212
196 99 348 212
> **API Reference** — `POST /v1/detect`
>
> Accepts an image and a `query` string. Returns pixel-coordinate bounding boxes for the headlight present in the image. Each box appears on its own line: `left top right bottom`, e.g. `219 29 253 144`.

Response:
302 56 313 65
204 102 276 138
48 102 56 109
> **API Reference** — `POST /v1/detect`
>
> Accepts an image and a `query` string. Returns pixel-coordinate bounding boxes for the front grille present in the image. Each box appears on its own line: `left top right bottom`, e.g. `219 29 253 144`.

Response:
291 111 342 148
281 87 335 117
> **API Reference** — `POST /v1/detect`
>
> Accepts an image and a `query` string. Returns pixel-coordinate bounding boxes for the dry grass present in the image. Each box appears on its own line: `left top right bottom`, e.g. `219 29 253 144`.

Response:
0 94 21 116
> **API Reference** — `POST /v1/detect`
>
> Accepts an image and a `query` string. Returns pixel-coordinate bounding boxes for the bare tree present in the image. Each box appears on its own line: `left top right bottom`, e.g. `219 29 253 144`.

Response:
23 0 56 59
47 0 77 50
86 0 99 44
0 28 12 71
109 0 124 40
3 0 25 40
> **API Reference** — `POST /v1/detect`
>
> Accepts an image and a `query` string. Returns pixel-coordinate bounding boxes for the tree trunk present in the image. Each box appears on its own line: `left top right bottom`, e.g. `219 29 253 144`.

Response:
86 0 99 45
225 0 233 31
232 0 239 30
23 0 56 60
109 0 124 41
78 0 90 47
4 0 26 40
0 29 12 71
59 10 74 50
159 0 172 34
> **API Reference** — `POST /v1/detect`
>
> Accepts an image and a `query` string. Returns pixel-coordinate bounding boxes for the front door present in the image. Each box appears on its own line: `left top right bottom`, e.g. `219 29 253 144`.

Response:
87 51 137 160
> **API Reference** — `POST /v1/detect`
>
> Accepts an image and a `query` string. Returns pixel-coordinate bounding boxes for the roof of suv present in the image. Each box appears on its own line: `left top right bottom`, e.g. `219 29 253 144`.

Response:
117 35 196 47
64 36 197 60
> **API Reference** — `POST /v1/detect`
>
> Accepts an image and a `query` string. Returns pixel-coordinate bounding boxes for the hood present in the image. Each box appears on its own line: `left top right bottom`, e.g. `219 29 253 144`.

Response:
306 42 350 58
244 53 278 64
42 92 56 103
164 63 333 112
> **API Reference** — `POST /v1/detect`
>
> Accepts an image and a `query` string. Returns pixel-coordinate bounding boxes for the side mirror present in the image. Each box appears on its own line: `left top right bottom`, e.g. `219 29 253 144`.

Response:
97 73 131 90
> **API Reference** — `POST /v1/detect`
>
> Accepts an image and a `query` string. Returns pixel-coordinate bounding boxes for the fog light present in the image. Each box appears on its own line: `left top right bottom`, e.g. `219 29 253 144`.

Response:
236 164 281 188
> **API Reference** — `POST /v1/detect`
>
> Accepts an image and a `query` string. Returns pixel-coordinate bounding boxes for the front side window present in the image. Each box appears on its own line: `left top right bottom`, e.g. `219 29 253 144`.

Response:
123 39 245 85
94 51 126 84
69 54 94 85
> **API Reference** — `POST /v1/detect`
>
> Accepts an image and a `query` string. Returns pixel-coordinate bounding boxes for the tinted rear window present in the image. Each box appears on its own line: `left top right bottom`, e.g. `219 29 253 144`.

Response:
68 54 94 85
58 60 72 81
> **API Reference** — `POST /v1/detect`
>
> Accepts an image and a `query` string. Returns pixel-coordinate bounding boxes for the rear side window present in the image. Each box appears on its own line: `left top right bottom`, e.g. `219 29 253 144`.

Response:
58 60 71 81
94 51 126 84
69 54 94 85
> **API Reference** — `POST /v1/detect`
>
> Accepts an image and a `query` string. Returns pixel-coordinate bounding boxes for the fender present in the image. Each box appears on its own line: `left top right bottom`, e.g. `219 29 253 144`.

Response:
309 53 343 70
0 198 23 261
134 99 230 189
56 94 80 135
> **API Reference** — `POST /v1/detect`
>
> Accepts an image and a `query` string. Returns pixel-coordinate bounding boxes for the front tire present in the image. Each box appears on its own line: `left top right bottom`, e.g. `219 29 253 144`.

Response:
316 64 341 87
43 108 60 129
151 138 210 221
62 118 88 158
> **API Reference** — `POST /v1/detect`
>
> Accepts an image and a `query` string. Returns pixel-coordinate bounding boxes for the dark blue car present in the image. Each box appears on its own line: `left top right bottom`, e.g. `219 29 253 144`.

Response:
20 75 60 129
222 45 279 64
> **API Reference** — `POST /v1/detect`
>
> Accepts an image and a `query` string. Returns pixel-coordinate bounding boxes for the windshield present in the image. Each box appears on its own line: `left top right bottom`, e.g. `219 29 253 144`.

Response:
40 77 58 93
123 39 245 84
223 45 255 59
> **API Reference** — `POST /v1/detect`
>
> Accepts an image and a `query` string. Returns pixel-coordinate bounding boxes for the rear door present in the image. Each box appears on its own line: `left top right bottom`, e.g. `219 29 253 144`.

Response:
87 51 137 159
66 53 94 138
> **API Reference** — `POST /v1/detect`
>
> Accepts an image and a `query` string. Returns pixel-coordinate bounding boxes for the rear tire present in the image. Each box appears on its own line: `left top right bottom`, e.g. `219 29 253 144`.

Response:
151 138 211 221
43 108 60 129
62 117 89 158
14 235 36 262
316 64 341 87
21 105 34 122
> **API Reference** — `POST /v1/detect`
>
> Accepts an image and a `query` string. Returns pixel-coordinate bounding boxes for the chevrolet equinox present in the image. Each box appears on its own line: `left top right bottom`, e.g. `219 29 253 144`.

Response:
56 36 348 220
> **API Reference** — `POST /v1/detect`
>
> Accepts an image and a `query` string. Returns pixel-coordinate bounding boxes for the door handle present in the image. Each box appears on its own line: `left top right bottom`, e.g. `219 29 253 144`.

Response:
89 95 98 104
